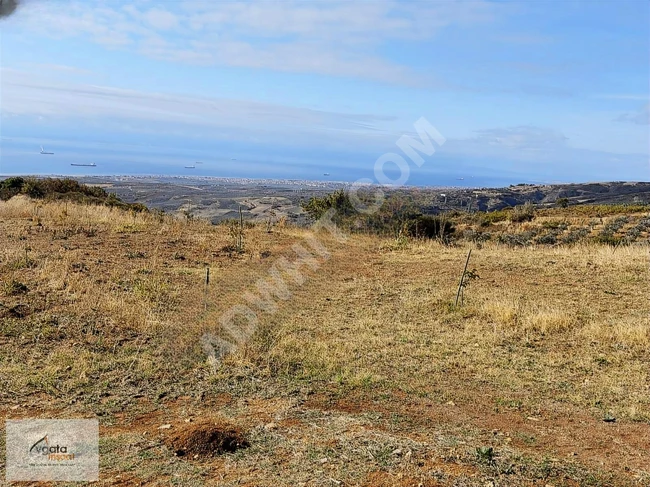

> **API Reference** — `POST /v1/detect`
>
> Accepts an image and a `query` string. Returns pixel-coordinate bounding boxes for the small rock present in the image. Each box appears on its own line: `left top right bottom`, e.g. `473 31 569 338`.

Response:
446 401 456 407
158 424 172 430
184 418 193 423
319 457 328 464
392 448 402 456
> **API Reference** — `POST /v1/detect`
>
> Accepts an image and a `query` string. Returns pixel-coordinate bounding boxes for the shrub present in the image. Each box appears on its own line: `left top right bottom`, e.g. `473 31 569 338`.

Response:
561 227 590 245
0 177 148 213
542 220 568 231
511 202 536 223
403 215 454 239
21 179 45 199
595 233 624 246
478 209 510 226
556 197 569 208
0 177 25 200
1 177 25 190
535 232 558 245
463 229 491 242
498 233 530 247
301 190 356 222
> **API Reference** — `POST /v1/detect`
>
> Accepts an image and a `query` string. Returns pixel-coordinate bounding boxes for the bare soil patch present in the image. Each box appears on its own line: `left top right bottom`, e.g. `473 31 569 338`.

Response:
162 418 249 458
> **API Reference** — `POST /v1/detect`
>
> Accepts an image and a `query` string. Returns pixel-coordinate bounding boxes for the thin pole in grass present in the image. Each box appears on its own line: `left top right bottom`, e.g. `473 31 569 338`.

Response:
203 267 210 312
238 205 244 251
455 248 472 307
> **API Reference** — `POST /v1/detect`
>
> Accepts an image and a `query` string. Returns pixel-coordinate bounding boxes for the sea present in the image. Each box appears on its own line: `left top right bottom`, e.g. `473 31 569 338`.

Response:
0 135 541 188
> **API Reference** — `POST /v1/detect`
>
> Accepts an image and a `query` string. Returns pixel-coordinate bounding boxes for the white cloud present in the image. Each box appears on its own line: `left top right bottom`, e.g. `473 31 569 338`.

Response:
3 66 646 180
19 63 95 76
11 0 502 84
472 126 568 151
437 125 648 181
0 67 401 149
142 8 178 30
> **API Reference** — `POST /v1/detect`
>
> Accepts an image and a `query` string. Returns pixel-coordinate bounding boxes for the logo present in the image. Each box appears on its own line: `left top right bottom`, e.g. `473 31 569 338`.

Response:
6 419 99 481
29 434 75 461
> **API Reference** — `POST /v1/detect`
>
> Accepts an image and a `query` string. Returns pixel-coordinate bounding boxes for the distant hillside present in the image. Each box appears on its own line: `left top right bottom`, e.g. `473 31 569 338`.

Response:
3 177 648 225
408 181 650 214
469 181 650 211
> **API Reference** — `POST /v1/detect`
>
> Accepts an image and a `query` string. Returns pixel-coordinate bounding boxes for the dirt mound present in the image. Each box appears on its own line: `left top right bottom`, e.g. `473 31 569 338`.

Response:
163 419 249 458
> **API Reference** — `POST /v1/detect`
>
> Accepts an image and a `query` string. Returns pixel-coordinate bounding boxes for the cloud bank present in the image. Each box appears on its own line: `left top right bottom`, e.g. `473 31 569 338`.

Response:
9 0 502 86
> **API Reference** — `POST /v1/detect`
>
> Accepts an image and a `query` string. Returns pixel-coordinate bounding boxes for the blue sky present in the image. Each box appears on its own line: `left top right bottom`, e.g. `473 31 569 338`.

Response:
0 0 648 185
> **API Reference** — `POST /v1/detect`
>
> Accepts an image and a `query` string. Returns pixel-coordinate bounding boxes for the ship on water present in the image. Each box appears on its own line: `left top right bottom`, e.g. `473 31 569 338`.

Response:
71 163 97 167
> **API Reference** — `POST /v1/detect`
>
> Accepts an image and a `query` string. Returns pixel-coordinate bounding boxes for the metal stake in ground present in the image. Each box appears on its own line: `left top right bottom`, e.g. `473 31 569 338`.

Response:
238 206 244 251
203 267 210 312
455 249 472 307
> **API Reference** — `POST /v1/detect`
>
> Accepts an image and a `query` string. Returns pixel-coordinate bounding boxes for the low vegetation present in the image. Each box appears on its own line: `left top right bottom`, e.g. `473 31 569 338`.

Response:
0 186 648 486
0 176 148 212
302 189 650 248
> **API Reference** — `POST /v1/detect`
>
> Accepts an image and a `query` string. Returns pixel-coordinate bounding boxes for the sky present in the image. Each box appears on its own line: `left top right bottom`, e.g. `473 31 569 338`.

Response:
0 0 648 186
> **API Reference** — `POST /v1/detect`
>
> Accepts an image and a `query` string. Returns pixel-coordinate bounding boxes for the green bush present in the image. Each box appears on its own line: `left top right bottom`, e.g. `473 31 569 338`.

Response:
0 177 26 200
1 177 25 190
301 189 356 222
535 232 558 245
498 233 530 247
556 197 569 208
478 209 510 226
561 227 590 245
595 233 623 246
511 202 536 222
403 215 455 239
21 179 45 199
0 177 148 212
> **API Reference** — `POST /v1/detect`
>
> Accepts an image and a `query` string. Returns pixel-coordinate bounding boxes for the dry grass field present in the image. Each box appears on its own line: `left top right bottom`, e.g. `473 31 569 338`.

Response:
0 195 648 486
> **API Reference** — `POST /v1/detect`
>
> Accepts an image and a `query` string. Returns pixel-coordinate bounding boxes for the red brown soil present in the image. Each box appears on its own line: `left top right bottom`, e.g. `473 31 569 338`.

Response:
306 386 650 475
162 417 249 458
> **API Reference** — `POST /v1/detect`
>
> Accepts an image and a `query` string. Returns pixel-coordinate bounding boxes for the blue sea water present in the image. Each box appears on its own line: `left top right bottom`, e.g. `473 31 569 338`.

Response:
0 135 534 188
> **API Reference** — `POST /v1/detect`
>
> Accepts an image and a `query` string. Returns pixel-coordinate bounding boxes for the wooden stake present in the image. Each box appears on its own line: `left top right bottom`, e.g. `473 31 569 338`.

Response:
455 249 472 307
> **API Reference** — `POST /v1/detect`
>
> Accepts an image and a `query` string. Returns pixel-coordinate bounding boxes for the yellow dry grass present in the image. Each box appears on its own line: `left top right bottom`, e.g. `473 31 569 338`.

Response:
1 196 649 485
